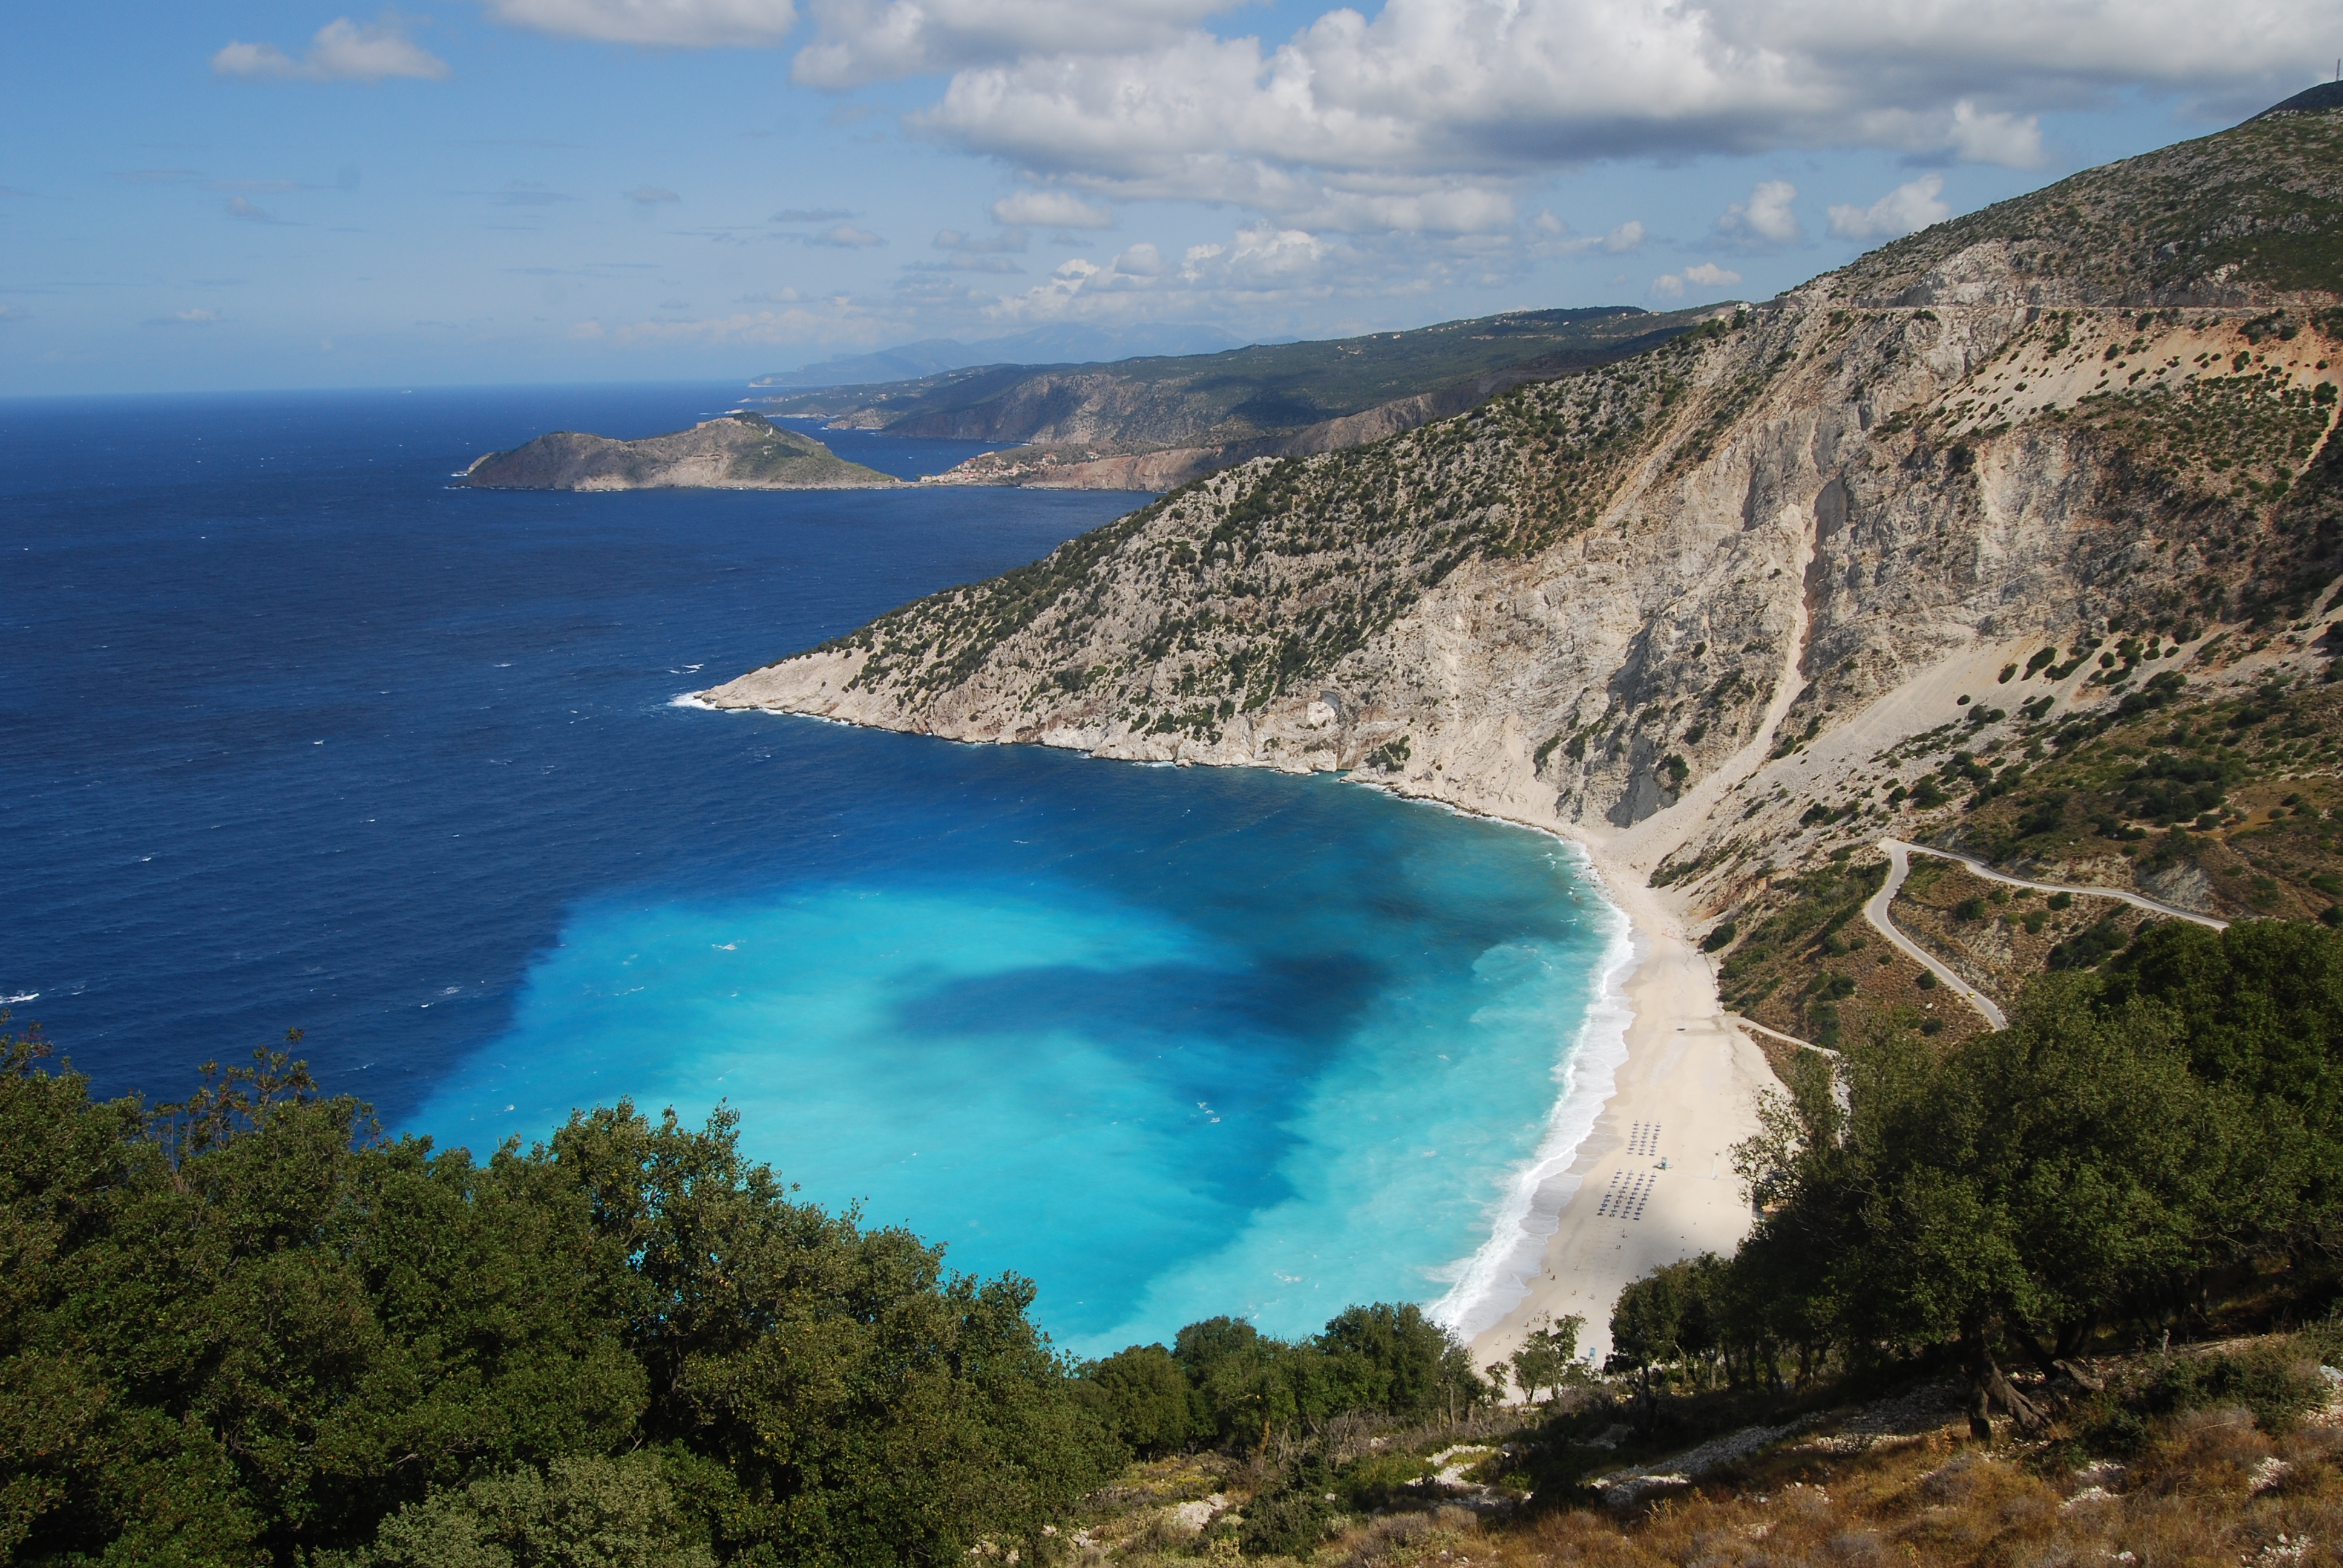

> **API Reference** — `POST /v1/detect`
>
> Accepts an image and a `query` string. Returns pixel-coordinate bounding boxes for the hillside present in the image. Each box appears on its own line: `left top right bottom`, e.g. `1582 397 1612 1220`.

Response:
754 306 1712 490
700 101 2343 1053
747 322 1245 390
462 411 897 491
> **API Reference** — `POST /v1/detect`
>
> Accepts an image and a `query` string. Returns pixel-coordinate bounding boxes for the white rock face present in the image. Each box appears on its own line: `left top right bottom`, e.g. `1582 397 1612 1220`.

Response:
698 235 2343 910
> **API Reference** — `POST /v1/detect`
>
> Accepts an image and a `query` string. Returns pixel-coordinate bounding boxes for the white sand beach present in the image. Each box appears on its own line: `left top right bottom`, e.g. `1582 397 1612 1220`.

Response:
1460 855 1778 1373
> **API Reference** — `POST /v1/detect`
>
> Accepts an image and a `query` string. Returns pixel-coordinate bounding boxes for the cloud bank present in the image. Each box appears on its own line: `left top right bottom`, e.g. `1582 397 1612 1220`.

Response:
214 15 450 82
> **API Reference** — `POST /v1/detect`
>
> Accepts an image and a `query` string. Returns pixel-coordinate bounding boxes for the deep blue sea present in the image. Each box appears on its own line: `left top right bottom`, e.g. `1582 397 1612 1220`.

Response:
1 386 1626 1354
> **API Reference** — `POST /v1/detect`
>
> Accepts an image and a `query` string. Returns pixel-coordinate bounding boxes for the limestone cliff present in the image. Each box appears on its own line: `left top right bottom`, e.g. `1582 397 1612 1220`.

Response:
700 104 2343 956
464 413 896 491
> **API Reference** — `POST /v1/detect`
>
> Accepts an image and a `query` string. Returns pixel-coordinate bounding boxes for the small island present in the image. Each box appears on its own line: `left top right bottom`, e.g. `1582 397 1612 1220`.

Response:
462 411 898 491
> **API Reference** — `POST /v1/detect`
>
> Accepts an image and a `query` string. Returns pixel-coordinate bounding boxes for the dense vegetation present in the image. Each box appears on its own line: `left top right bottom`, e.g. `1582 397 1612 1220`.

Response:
0 1027 1489 1567
1608 920 2343 1434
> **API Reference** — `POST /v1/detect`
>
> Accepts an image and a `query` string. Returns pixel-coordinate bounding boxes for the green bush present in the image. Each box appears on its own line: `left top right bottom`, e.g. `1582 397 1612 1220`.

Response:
2138 1345 2332 1432
323 1455 712 1568
1237 1462 1339 1557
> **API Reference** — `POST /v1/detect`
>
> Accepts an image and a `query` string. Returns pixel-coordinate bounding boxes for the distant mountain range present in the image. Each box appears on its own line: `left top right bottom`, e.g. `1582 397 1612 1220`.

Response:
756 305 1716 490
752 324 1254 390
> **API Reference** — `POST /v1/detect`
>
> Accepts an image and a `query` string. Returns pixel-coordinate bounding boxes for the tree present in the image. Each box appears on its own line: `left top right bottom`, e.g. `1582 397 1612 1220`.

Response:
1076 1345 1194 1457
1507 1314 1589 1405
0 1028 1119 1567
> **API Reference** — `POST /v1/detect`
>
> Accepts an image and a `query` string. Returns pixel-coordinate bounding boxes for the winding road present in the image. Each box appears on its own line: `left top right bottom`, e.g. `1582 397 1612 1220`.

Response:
1862 837 2229 1030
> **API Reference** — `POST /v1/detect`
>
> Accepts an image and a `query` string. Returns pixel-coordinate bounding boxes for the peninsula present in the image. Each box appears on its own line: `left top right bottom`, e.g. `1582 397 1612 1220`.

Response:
697 95 2343 1367
462 411 897 491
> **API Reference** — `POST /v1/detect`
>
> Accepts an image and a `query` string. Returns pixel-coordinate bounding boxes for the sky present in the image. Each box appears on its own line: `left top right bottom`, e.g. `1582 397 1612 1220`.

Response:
4 1 2338 395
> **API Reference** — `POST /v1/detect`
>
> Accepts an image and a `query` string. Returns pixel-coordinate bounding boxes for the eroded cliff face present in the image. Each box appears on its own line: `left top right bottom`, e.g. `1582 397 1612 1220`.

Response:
700 109 2343 917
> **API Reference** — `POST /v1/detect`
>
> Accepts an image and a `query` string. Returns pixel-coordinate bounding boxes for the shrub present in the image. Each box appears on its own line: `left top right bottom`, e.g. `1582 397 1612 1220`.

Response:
1701 920 1738 953
2138 1345 2332 1433
1238 1463 1339 1557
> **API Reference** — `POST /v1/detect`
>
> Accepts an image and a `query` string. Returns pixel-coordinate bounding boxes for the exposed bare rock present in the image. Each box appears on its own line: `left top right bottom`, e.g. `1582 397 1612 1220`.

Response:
701 106 2343 932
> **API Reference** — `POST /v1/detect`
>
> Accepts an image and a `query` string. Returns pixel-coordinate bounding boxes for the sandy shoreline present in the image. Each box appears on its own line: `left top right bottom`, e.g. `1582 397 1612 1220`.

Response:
1455 850 1775 1373
1335 782 1778 1374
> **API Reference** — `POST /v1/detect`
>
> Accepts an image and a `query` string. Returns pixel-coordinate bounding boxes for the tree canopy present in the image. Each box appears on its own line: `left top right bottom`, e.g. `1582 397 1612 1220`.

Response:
1611 920 2343 1432
0 1023 1492 1566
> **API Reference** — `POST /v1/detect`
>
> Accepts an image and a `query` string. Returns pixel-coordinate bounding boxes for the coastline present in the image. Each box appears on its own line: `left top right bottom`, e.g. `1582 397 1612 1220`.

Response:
1454 844 1774 1372
1332 774 1777 1371
695 690 1775 1370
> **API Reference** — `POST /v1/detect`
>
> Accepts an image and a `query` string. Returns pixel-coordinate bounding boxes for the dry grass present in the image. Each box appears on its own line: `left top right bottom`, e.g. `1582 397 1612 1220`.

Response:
1335 1414 2343 1568
1066 1336 2343 1568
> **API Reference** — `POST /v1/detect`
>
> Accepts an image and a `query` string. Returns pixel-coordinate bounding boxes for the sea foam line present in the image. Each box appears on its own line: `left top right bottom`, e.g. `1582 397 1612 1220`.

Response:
1428 842 1637 1342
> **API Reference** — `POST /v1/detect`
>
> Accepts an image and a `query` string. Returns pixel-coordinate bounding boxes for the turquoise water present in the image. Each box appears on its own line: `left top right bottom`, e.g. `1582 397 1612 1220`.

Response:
413 746 1625 1355
7 385 1628 1359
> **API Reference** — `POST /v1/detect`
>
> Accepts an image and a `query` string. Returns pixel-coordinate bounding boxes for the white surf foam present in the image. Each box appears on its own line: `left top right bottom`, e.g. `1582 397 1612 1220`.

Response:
1427 849 1637 1341
667 691 715 710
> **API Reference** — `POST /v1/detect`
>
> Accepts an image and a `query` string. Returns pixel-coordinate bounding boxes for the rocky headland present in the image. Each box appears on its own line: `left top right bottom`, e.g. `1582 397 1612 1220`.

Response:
463 411 896 491
695 97 2343 1361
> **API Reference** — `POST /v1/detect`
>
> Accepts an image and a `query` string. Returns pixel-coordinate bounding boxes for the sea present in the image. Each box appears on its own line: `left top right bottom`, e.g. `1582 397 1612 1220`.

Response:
0 385 1629 1356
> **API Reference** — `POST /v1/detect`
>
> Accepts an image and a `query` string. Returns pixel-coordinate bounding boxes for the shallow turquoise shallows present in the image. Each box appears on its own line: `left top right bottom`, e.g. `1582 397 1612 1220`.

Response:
414 739 1622 1356
7 385 1624 1361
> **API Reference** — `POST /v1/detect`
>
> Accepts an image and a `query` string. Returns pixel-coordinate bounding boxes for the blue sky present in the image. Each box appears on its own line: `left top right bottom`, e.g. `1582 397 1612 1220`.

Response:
4 1 2335 394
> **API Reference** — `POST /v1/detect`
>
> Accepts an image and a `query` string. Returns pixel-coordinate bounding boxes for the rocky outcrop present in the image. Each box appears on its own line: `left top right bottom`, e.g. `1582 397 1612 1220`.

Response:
699 106 2343 922
464 413 896 491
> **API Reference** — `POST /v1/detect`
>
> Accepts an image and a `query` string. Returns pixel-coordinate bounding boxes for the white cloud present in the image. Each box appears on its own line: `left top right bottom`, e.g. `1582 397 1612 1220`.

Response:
990 189 1114 229
146 308 223 325
624 186 681 204
793 0 1230 87
225 196 284 222
773 206 854 223
213 15 450 82
482 0 799 47
1111 241 1164 275
1537 217 1645 256
805 223 885 247
1717 178 1800 244
0 305 31 322
1945 99 2044 168
885 0 2324 226
1650 261 1741 299
1827 173 1950 240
